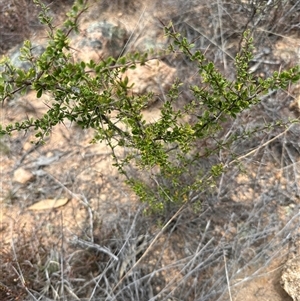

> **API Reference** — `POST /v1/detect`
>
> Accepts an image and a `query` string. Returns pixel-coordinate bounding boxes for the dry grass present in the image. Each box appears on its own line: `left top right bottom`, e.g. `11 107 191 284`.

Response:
0 0 75 55
1 0 300 300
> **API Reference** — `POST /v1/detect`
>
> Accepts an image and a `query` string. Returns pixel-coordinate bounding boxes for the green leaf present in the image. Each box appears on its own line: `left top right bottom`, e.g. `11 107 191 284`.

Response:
72 5 78 13
37 89 43 98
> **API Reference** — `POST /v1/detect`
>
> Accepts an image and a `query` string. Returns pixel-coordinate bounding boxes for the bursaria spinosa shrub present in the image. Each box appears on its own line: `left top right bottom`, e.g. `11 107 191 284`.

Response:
1 0 300 211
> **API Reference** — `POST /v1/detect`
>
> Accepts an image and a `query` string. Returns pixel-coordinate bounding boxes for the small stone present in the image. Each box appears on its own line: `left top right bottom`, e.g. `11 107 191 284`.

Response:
281 253 300 300
70 21 128 62
13 168 35 184
23 142 33 151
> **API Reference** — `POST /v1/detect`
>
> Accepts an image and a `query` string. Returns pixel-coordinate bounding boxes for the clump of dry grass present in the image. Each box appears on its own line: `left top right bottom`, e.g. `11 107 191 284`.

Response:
0 0 33 54
0 0 74 55
1 168 299 301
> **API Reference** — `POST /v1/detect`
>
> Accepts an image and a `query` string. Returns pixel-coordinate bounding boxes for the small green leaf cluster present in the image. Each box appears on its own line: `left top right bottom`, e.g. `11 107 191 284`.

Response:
1 2 300 211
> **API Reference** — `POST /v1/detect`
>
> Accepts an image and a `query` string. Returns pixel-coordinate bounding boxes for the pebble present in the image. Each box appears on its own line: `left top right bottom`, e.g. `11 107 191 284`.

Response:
13 167 35 184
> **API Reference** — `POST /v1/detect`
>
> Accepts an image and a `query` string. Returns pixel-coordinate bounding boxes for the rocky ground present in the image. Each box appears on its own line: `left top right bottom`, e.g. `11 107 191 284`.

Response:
1 0 300 300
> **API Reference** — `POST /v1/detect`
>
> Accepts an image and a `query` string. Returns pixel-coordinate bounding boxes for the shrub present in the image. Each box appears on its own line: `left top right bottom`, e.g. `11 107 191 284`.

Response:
1 0 300 211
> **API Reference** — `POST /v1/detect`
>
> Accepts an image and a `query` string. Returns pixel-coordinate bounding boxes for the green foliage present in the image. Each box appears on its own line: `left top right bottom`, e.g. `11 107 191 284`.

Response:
1 0 300 211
